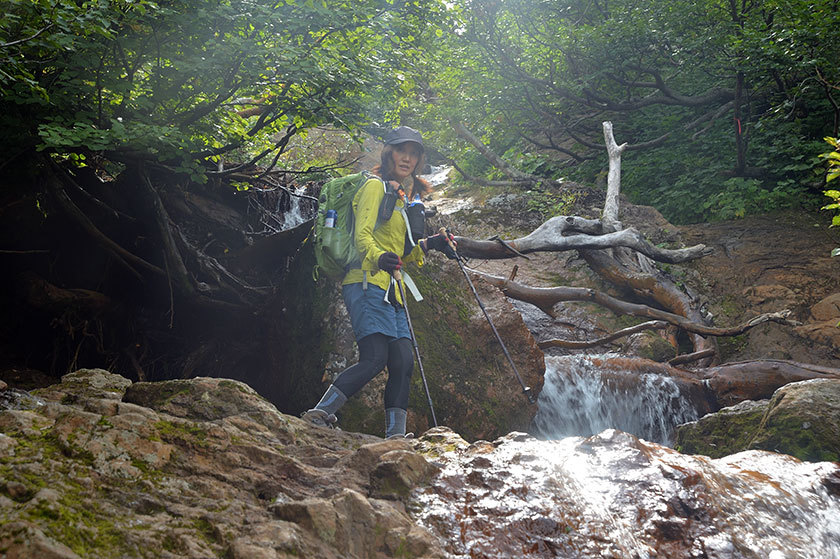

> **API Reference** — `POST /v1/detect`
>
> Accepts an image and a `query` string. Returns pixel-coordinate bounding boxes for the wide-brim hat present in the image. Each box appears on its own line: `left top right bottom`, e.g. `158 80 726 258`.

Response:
384 126 424 148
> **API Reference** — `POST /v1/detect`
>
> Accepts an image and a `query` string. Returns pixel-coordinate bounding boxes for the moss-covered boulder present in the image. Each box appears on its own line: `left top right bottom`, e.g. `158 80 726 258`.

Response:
749 378 840 462
124 376 277 421
675 399 769 457
676 378 840 462
0 369 446 559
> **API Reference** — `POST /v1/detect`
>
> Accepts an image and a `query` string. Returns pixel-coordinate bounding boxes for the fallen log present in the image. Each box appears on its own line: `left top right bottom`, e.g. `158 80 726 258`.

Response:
472 269 800 337
701 360 840 408
455 217 712 264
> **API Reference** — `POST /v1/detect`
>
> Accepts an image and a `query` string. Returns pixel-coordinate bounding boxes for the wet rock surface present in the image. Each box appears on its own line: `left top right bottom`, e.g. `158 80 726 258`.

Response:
3 369 839 558
412 427 840 559
678 378 840 462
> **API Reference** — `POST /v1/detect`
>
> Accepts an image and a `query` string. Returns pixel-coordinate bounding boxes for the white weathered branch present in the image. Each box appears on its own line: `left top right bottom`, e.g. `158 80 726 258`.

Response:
602 121 626 228
456 217 712 264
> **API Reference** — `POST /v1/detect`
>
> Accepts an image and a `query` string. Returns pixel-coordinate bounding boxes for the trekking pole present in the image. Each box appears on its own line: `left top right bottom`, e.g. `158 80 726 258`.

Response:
439 228 536 404
393 269 439 427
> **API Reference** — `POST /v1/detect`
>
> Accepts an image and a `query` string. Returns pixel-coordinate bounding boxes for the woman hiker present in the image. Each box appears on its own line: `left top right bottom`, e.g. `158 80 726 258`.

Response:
302 126 455 439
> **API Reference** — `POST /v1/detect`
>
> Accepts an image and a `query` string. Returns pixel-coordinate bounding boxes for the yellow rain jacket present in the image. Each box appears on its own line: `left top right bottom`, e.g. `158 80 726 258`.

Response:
342 177 424 304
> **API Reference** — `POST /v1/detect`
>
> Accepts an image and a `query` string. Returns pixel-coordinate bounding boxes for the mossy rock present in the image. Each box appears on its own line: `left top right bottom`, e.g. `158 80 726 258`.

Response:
676 379 840 462
675 399 769 458
123 377 276 422
749 378 840 462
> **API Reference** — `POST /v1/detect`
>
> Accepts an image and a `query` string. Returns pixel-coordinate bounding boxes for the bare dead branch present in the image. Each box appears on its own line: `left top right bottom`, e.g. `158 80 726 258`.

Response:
669 348 717 366
455 218 712 264
471 268 800 337
538 320 669 349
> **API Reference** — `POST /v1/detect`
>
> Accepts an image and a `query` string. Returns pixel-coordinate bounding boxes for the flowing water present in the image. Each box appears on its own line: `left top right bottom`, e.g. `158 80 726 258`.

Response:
421 165 453 188
533 355 701 446
412 355 840 557
413 429 840 559
406 164 840 556
280 185 315 230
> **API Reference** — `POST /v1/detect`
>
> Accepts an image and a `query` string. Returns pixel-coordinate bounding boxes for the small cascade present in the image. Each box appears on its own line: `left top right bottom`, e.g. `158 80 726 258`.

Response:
246 184 316 235
420 164 452 188
280 185 316 230
533 355 701 445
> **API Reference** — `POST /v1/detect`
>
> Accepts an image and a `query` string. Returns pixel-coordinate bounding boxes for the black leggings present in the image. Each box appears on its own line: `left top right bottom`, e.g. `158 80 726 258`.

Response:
332 333 414 410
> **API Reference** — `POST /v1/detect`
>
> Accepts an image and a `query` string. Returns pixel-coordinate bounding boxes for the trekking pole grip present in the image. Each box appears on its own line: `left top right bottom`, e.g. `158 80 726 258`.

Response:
392 269 402 282
438 227 457 253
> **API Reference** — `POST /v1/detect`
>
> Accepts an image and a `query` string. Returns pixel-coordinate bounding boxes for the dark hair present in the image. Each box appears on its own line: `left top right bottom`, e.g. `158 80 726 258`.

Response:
372 144 431 200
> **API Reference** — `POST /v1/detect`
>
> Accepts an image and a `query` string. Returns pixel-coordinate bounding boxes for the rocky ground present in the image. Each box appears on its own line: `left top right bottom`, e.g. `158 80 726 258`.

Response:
0 369 445 559
2 179 839 558
2 367 839 559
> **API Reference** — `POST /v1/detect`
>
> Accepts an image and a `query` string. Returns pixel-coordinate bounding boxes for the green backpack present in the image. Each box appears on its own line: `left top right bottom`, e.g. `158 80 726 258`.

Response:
312 171 385 280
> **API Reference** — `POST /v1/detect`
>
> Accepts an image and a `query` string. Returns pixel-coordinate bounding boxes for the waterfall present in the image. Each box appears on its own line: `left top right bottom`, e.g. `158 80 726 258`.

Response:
533 355 701 446
281 185 314 230
420 164 452 188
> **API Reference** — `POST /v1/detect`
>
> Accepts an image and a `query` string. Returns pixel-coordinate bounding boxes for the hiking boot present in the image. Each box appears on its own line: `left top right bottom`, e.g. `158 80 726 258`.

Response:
386 432 415 440
301 409 338 429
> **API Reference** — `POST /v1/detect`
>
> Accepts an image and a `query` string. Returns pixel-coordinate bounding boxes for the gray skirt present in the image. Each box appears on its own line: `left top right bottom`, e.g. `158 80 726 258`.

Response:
342 282 410 341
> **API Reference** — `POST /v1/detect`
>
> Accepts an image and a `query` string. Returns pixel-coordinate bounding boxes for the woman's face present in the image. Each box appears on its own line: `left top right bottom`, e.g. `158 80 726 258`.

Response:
389 142 422 181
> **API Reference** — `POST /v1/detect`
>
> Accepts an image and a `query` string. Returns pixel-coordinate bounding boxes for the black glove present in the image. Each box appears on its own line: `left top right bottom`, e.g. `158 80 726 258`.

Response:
378 251 402 272
423 232 457 259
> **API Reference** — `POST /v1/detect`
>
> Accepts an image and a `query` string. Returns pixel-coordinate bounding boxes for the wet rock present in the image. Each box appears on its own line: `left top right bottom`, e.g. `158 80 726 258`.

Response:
412 428 840 559
750 378 840 462
677 378 840 462
810 292 840 321
796 292 840 347
679 213 838 366
743 284 798 311
370 449 440 500
0 369 444 558
676 399 769 458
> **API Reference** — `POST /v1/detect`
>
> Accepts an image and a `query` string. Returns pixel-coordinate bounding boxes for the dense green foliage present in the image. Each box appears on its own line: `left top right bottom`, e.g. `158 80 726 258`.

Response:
408 0 840 223
2 0 838 222
0 0 448 179
821 137 840 257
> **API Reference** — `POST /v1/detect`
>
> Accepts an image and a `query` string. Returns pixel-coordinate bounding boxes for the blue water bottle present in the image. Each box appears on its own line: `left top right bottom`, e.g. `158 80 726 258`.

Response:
325 209 337 228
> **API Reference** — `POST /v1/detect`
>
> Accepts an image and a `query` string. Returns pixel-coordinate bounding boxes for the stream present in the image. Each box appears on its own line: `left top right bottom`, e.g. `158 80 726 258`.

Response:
533 355 701 446
412 351 840 558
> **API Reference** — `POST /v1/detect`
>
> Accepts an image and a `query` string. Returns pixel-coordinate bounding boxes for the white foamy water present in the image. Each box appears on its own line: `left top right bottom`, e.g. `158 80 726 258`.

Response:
281 185 314 230
533 354 701 445
413 429 840 559
420 165 452 188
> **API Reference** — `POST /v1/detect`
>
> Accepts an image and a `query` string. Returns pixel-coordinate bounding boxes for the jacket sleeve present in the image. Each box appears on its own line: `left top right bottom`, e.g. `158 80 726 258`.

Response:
353 178 386 272
403 239 425 267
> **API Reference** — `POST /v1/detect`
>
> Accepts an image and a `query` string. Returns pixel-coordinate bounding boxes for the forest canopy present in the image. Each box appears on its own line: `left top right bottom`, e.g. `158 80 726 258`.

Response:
2 0 838 223
1 0 838 392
